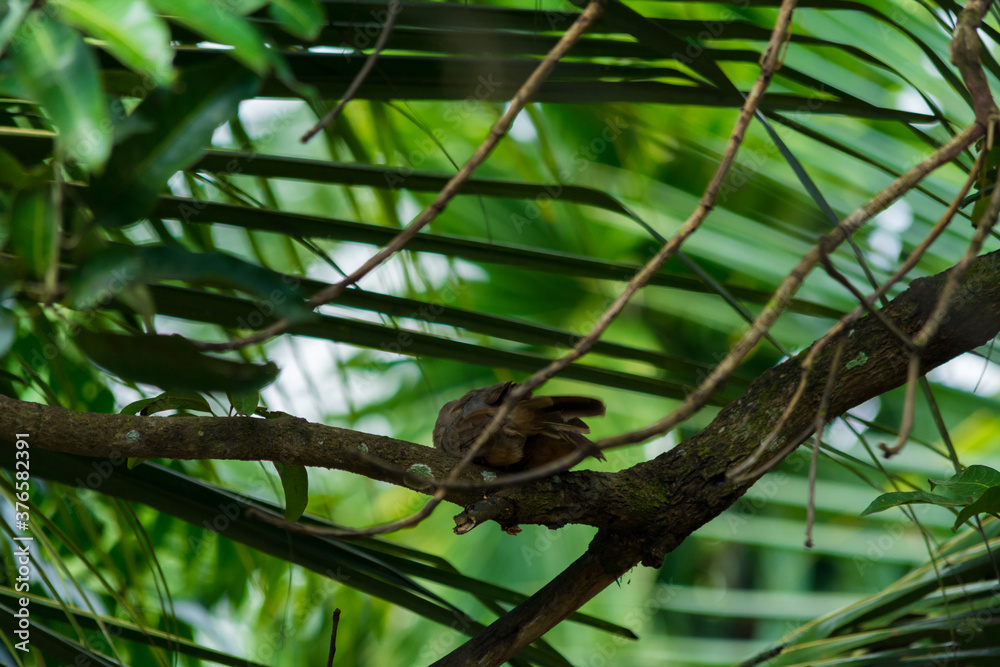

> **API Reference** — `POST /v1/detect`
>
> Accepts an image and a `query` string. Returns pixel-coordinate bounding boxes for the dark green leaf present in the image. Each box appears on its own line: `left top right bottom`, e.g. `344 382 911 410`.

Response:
120 389 214 415
88 58 260 228
930 465 1000 498
952 486 1000 531
860 491 963 516
144 284 726 402
76 331 279 392
226 389 259 416
0 146 50 188
0 307 16 358
139 194 842 319
65 245 312 321
9 185 57 290
274 462 309 521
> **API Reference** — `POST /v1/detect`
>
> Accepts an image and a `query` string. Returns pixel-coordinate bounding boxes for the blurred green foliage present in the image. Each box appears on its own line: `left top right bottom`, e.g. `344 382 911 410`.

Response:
2 0 1000 664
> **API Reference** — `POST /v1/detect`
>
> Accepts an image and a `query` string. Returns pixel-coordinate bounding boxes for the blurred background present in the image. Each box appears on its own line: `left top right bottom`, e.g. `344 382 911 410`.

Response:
2 0 1000 664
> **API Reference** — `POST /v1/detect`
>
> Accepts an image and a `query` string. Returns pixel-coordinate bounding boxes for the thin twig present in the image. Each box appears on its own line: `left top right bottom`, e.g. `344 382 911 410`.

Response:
818 249 914 349
730 148 984 478
326 608 341 667
913 136 1000 351
881 356 921 457
805 338 845 548
302 0 400 143
883 123 1000 457
615 123 984 462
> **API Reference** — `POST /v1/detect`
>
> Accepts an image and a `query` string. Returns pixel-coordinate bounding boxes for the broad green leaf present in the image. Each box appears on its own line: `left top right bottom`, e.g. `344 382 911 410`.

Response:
226 389 259 415
268 0 324 40
76 331 279 392
0 146 49 188
274 462 309 521
930 465 1000 498
87 58 260 228
8 185 58 292
952 486 1000 531
0 147 27 187
120 389 214 415
65 245 312 321
9 12 111 170
53 0 175 87
860 490 963 516
148 0 269 74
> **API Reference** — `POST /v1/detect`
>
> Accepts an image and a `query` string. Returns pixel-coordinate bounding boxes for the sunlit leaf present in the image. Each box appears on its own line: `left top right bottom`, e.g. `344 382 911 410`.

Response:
53 0 175 87
9 12 111 169
860 490 963 516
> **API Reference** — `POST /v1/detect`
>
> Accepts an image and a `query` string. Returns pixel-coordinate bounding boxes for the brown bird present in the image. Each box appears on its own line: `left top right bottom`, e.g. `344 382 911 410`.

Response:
432 381 606 470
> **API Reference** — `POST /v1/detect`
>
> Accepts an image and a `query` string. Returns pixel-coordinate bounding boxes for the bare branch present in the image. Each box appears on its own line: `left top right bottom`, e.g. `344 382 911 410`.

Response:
301 0 400 143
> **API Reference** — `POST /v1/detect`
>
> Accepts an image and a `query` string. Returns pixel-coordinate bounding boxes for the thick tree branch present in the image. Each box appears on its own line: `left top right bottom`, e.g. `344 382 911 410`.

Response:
0 401 494 510
6 249 1000 553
